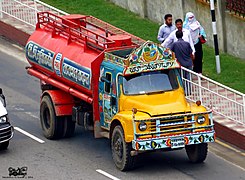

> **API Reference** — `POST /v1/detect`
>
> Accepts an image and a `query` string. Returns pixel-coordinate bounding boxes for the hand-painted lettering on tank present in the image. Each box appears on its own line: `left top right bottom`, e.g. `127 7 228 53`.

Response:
25 41 54 71
62 58 91 89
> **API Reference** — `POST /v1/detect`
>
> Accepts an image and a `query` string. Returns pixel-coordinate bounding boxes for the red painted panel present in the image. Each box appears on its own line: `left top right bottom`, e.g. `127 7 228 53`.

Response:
42 90 75 116
91 52 105 122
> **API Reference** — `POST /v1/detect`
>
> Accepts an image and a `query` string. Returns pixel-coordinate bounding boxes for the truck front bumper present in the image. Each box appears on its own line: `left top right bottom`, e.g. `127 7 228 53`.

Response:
132 130 215 151
0 122 14 143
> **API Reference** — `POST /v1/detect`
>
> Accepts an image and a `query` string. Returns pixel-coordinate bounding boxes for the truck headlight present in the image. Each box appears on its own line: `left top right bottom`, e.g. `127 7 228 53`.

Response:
0 115 8 123
138 121 147 131
197 116 205 124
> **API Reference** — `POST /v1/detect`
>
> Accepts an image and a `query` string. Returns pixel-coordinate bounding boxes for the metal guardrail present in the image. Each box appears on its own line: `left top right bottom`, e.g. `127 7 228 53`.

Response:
0 0 68 28
0 0 244 126
181 67 245 126
0 0 36 27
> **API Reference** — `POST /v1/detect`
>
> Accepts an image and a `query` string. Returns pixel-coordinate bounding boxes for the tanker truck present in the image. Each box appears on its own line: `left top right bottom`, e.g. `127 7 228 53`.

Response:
25 12 215 171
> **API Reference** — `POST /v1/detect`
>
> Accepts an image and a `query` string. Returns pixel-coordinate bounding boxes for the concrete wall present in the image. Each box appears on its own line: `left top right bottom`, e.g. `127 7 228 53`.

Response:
225 13 245 58
109 0 245 59
145 0 184 23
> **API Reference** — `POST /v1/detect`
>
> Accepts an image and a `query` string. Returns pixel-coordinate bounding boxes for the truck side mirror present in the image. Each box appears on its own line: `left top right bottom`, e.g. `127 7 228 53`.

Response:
0 88 2 95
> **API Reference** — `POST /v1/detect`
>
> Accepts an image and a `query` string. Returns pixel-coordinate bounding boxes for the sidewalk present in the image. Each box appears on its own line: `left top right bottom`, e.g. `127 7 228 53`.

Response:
0 11 244 150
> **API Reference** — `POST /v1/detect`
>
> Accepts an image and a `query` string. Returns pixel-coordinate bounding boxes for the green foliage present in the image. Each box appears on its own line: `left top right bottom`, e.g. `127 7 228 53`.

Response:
203 45 245 93
42 0 245 93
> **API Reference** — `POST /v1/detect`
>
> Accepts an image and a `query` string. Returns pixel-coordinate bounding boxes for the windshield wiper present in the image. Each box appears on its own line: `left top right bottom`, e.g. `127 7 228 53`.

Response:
145 90 166 95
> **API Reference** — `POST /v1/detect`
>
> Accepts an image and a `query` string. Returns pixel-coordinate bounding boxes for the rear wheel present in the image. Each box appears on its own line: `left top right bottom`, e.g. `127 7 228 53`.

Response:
111 125 135 171
40 95 65 139
63 116 75 138
0 141 9 150
185 143 208 163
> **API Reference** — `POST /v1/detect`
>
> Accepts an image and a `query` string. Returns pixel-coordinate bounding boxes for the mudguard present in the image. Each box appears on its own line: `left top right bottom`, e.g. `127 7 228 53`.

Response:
42 90 75 116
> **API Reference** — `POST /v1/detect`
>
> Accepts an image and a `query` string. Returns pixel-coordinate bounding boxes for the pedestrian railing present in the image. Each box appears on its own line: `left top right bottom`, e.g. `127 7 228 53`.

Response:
0 0 68 28
181 67 245 126
0 0 36 27
0 0 244 126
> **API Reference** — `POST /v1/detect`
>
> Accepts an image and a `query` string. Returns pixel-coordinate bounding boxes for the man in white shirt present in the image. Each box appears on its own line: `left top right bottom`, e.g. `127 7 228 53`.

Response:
162 19 195 56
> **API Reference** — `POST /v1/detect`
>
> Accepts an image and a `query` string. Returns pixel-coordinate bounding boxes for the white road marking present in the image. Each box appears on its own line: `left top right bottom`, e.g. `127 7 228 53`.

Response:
24 112 39 119
13 107 39 119
14 127 45 144
96 169 120 180
14 107 24 111
11 43 24 51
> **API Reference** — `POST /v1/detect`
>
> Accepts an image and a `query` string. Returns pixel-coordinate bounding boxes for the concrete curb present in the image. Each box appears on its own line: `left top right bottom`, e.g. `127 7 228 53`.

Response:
0 21 30 47
213 114 245 150
0 19 244 151
214 121 245 150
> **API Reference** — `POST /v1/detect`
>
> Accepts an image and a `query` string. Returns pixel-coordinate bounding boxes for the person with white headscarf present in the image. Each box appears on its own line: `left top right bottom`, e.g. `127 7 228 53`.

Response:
183 12 206 74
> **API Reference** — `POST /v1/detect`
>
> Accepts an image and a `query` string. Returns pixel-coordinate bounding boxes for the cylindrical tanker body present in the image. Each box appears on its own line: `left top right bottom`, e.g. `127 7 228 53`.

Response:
25 25 101 97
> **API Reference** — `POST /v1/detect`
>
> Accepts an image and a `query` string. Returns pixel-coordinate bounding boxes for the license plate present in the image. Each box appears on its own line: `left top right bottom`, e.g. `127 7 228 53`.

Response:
171 137 185 149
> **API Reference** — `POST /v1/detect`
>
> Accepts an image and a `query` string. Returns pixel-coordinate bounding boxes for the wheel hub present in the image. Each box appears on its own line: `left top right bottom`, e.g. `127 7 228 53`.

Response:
114 137 123 159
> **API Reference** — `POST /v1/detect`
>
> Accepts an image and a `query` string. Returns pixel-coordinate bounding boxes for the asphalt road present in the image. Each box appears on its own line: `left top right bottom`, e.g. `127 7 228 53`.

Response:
0 36 244 180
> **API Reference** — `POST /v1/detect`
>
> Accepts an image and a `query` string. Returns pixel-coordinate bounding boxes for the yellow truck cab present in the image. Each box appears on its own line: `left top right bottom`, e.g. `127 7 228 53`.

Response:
100 41 215 170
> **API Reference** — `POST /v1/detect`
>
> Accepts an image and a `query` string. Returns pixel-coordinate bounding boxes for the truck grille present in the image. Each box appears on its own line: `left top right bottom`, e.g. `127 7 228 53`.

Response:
0 124 13 143
134 111 213 139
150 115 193 132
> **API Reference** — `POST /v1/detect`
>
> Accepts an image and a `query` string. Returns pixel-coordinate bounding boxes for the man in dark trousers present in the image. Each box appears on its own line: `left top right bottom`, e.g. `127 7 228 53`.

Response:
171 30 193 95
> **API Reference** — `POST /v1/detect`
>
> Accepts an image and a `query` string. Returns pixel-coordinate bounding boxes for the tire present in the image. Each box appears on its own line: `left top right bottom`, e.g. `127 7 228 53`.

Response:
111 125 135 171
0 141 9 150
40 95 65 139
185 143 208 163
63 116 75 138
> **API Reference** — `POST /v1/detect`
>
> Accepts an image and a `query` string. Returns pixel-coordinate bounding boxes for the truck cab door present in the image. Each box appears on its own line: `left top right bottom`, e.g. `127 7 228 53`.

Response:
99 67 118 129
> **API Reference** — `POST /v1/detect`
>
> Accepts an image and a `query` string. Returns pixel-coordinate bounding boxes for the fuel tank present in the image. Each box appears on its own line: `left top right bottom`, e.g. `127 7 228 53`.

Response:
25 12 135 96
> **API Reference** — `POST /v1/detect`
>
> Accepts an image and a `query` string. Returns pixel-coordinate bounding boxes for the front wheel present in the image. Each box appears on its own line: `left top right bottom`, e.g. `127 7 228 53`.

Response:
111 125 135 171
185 143 208 163
0 141 9 150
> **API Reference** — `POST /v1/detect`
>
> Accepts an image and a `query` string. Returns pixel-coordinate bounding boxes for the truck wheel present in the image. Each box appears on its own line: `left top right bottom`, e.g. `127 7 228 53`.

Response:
40 95 65 139
111 125 135 171
0 141 9 150
185 143 208 163
63 116 75 138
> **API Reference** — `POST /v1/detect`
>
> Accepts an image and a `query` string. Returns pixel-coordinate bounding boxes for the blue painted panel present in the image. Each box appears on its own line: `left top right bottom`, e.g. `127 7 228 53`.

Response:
99 61 123 128
62 58 91 89
25 41 54 71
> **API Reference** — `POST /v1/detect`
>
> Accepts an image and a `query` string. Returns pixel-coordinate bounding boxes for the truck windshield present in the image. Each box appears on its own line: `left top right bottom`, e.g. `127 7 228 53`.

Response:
123 70 178 95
